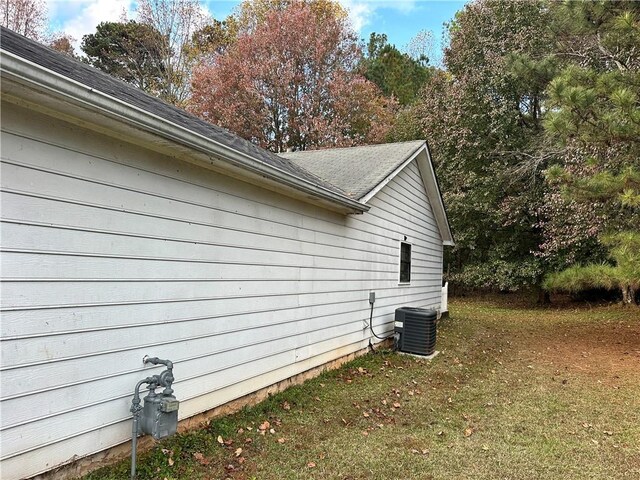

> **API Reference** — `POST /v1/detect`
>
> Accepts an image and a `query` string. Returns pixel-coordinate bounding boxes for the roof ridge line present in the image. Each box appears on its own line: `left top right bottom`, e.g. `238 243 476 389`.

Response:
280 140 425 154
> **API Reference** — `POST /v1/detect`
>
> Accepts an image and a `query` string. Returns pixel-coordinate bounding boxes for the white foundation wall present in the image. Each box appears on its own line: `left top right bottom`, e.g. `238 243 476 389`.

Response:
0 101 444 479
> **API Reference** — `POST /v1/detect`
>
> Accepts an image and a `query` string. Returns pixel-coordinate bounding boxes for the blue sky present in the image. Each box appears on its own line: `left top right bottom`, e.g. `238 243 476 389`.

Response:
46 0 466 63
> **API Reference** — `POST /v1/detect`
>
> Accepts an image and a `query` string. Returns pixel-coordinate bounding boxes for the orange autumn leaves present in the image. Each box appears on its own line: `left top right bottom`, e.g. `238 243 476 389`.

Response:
189 2 396 153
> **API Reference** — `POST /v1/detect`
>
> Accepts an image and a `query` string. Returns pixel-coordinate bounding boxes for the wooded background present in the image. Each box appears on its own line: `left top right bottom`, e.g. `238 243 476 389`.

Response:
2 0 638 304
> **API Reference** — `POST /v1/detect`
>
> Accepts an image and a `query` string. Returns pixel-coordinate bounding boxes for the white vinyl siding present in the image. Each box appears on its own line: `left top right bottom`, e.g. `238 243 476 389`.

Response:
0 101 443 479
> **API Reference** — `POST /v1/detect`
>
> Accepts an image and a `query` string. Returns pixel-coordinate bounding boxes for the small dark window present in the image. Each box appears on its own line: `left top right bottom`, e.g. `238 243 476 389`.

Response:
399 242 411 283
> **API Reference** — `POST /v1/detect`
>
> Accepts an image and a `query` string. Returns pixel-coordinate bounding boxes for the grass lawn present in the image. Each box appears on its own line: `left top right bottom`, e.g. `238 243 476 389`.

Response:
83 296 640 480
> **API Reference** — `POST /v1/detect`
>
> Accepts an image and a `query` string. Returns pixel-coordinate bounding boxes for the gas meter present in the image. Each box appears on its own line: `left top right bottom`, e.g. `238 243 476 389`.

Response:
140 387 180 439
130 356 179 479
137 357 179 439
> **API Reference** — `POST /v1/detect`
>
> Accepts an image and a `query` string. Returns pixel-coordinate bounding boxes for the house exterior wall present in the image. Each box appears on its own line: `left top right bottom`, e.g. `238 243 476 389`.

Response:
0 101 443 479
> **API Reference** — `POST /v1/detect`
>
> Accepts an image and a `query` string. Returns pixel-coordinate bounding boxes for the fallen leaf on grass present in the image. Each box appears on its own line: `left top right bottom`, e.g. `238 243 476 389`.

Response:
393 402 401 408
307 462 316 468
278 438 286 444
282 401 291 411
167 457 174 467
259 421 270 431
234 447 243 457
603 430 613 436
217 435 224 444
464 427 474 437
193 452 210 466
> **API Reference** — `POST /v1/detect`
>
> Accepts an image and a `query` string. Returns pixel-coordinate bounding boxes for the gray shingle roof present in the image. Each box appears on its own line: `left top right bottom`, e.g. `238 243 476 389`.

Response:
279 141 426 200
0 26 342 196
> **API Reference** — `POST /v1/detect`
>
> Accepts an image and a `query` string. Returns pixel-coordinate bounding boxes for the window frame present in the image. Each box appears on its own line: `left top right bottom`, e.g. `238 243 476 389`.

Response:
398 241 412 284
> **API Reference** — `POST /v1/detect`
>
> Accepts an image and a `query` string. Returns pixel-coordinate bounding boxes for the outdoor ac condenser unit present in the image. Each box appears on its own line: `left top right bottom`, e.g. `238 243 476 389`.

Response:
394 307 437 356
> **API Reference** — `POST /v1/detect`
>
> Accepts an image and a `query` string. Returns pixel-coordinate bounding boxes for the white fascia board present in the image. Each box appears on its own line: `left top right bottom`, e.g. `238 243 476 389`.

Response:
359 143 425 205
416 147 455 246
0 50 368 215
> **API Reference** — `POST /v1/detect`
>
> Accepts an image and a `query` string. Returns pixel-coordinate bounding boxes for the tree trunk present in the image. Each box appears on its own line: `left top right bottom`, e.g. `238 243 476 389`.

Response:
536 287 551 305
535 279 551 305
621 285 635 306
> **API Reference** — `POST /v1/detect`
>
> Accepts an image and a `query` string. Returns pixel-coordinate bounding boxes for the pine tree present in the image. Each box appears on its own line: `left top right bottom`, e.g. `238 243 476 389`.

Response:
542 1 640 305
544 232 640 304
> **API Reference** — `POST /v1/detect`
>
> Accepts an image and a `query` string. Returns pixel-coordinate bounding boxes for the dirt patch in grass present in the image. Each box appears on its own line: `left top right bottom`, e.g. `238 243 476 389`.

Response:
522 308 640 383
535 319 640 380
82 296 640 480
494 303 640 386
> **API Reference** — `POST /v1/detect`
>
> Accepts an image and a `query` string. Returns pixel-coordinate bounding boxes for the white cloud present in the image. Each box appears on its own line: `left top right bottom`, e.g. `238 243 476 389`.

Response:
198 2 214 20
48 0 135 52
386 0 417 14
337 0 418 33
338 1 374 32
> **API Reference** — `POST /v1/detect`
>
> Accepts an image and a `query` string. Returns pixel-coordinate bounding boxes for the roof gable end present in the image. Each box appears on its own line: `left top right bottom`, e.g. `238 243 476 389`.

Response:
280 140 425 200
280 142 454 246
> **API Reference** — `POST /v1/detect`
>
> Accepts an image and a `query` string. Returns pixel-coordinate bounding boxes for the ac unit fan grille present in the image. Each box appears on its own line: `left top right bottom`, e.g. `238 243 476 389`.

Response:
395 307 437 356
